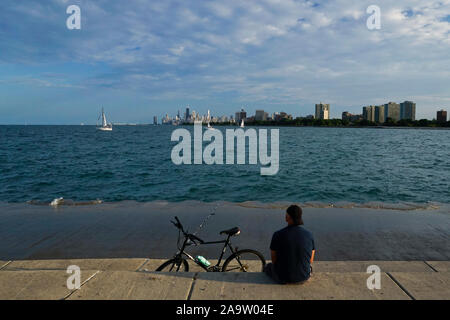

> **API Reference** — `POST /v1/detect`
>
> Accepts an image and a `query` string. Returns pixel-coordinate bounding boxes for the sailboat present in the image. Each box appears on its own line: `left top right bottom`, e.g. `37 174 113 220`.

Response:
240 119 245 128
97 108 113 131
207 122 217 130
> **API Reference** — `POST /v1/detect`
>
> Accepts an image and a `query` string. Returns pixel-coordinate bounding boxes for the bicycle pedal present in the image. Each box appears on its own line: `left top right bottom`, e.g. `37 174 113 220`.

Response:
207 266 220 272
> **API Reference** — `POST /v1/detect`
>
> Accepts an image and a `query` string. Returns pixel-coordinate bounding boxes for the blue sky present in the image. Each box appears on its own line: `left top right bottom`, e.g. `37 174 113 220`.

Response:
0 0 449 124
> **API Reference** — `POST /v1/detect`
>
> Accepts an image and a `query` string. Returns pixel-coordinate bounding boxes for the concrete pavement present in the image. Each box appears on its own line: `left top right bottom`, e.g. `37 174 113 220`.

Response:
0 259 449 300
1 201 449 261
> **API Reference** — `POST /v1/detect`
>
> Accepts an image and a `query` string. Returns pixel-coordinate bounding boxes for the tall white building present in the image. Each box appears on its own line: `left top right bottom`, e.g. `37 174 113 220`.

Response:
315 103 330 120
363 106 375 122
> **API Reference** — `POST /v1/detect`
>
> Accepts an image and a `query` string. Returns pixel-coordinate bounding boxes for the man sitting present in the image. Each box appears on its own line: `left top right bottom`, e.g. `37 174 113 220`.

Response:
264 205 315 284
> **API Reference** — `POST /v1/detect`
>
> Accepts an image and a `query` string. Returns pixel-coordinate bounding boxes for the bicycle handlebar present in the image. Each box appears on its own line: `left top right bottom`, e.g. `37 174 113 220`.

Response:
171 216 185 233
171 217 205 245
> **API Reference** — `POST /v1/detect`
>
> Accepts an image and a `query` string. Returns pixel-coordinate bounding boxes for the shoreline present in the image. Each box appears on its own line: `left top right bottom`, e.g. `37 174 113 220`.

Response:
2 199 448 212
0 201 449 261
1 124 450 130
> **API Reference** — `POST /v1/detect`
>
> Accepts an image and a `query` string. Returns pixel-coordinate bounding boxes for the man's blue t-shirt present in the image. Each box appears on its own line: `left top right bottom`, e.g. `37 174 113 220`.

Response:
270 225 315 283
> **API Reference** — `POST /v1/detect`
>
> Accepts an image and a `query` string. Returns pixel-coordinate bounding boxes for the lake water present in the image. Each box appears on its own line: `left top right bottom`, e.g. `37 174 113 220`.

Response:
0 125 449 204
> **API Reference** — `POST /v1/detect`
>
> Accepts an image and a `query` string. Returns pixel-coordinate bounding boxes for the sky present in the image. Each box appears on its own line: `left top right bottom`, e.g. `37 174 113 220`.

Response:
0 0 449 124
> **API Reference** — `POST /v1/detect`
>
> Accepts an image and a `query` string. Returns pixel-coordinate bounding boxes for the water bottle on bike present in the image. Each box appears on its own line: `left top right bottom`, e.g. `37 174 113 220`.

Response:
195 255 211 268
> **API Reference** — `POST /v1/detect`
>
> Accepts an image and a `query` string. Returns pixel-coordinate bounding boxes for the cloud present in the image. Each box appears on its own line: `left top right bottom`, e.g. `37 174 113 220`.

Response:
0 0 449 122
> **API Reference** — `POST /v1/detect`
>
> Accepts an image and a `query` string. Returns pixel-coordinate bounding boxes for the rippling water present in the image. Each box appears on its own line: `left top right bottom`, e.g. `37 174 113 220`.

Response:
0 125 449 204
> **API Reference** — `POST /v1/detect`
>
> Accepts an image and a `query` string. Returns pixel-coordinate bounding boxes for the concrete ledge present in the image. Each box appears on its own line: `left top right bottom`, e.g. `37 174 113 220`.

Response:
0 270 98 300
139 259 263 273
68 271 195 300
313 261 433 273
1 259 448 300
3 259 437 273
426 261 450 272
139 260 434 273
190 272 410 300
389 272 450 300
4 258 147 272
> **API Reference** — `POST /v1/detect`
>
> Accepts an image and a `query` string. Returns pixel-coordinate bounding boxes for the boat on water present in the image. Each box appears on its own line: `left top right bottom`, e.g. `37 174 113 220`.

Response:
207 122 217 130
97 108 113 131
240 119 245 128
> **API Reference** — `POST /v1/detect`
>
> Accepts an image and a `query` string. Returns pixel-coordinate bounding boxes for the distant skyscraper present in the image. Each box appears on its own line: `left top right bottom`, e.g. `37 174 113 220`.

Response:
384 102 401 121
315 103 330 120
363 106 375 122
185 107 190 121
375 105 385 123
255 110 267 121
400 101 416 121
235 109 247 123
153 116 158 125
437 110 447 123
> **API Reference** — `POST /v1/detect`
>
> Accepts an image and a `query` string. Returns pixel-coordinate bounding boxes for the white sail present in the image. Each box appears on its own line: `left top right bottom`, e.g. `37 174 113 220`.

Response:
240 119 244 128
102 108 107 127
98 107 113 131
207 122 216 130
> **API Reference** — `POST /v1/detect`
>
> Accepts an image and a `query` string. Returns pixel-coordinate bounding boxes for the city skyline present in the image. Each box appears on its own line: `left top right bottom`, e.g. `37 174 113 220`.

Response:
0 1 449 124
0 97 447 125
157 100 448 125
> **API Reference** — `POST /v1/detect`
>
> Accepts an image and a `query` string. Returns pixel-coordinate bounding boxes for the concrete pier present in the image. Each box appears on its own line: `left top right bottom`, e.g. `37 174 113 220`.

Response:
1 201 449 261
0 258 448 300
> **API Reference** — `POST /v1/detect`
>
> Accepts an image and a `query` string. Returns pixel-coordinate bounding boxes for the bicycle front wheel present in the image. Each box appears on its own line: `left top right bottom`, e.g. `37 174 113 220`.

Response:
222 249 266 272
156 258 189 272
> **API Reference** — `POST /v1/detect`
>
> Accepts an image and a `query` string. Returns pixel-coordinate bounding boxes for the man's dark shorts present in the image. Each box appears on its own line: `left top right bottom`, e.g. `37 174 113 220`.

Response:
264 263 309 285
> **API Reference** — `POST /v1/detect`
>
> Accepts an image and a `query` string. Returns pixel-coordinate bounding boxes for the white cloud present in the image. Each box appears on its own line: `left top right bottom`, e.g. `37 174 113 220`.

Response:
0 0 449 119
169 46 185 56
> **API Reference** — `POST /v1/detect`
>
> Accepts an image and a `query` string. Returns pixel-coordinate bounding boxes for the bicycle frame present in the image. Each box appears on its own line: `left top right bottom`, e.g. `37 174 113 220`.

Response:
174 233 238 271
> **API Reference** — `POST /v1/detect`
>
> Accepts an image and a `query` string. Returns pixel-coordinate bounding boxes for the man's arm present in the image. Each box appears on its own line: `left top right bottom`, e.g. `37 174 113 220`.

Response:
271 250 277 264
311 237 315 263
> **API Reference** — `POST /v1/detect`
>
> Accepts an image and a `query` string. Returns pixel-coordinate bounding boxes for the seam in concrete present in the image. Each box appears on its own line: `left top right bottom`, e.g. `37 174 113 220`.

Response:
187 272 198 301
135 258 150 272
7 267 74 272
0 261 12 270
386 272 415 300
423 261 438 272
62 270 101 300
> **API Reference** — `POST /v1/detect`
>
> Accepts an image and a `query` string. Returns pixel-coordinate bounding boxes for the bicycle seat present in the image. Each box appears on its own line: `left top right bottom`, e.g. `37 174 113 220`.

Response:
220 227 240 236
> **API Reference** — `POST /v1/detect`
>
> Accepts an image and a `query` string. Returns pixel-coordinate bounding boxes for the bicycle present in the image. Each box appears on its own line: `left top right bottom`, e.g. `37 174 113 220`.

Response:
156 216 266 272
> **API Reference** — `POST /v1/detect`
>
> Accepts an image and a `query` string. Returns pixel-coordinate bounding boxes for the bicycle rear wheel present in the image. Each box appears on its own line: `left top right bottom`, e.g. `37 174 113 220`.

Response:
222 249 266 272
156 258 189 272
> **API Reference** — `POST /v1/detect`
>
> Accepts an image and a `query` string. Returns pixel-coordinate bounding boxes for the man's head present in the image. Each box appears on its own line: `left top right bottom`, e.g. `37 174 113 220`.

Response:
285 205 303 226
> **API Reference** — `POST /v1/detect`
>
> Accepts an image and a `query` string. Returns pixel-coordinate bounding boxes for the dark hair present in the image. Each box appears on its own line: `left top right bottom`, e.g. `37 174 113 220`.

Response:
286 205 303 225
